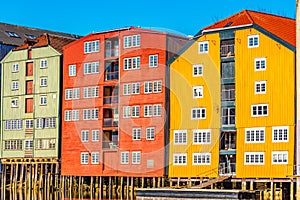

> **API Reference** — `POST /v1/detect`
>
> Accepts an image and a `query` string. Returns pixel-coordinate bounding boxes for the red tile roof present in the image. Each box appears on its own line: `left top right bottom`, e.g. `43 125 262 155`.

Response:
14 33 76 53
202 10 295 47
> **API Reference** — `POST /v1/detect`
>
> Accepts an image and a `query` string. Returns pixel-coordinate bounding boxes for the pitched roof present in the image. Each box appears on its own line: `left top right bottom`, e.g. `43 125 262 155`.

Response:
202 10 295 47
14 33 76 53
0 22 80 46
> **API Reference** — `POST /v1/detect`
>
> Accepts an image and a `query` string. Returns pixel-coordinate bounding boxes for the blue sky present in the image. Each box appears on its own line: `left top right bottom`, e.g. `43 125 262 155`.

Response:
0 0 295 36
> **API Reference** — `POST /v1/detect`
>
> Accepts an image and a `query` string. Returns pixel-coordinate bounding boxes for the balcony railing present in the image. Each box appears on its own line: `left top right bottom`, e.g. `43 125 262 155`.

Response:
221 89 235 101
221 44 235 57
103 118 118 127
105 49 119 58
102 140 118 150
104 96 118 104
105 71 118 81
219 162 236 175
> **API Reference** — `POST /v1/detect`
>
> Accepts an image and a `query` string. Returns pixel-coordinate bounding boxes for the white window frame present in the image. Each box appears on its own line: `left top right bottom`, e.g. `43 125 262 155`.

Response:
174 130 187 145
173 153 187 165
191 107 206 120
12 63 19 72
245 127 265 143
123 84 131 95
91 152 99 164
132 128 141 140
84 62 99 74
124 57 140 70
144 81 153 94
40 59 47 69
83 109 91 120
193 129 211 144
251 104 268 117
25 140 33 150
131 106 140 117
198 41 209 53
40 96 47 106
84 40 99 53
248 34 259 48
40 77 47 87
92 130 99 141
192 153 211 165
153 81 162 93
153 104 162 116
124 35 140 48
272 151 288 164
91 108 99 120
64 110 71 121
12 81 19 90
272 126 289 142
25 119 34 129
254 58 266 71
193 64 203 77
132 83 140 94
121 152 129 164
132 151 141 164
123 106 131 118
193 86 203 98
81 152 89 164
146 127 155 140
81 130 89 142
255 81 266 94
69 64 76 76
144 105 153 117
11 98 18 108
72 110 79 121
244 152 264 165
149 54 158 67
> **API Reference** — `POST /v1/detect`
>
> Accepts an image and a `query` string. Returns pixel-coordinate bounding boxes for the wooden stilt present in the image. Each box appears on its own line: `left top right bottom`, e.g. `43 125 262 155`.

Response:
153 177 156 188
109 176 112 200
99 176 102 199
130 177 134 200
141 177 144 188
162 177 165 188
91 176 94 199
126 176 129 199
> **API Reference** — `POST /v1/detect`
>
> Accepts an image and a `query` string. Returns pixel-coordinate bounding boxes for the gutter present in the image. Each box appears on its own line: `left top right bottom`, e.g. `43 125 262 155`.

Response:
202 24 253 33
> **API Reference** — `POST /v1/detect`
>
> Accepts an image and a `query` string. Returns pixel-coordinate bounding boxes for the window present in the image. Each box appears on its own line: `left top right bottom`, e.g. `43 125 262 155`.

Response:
11 98 18 108
251 104 268 117
40 77 47 87
193 129 211 144
132 128 141 140
83 109 90 120
153 81 162 93
91 152 99 164
123 84 130 95
84 62 99 74
132 152 141 164
4 119 23 130
81 152 89 164
84 87 98 98
40 96 47 105
25 119 34 129
191 108 206 120
121 152 129 164
124 35 140 48
72 110 79 121
4 140 22 150
69 65 76 76
81 130 89 142
198 41 209 53
245 152 264 165
146 127 155 140
245 128 265 143
40 60 47 68
272 126 288 142
25 34 36 39
132 83 140 94
149 55 158 67
193 64 203 77
144 105 153 117
124 57 140 70
91 108 99 120
272 151 288 164
222 107 235 126
92 87 99 97
153 104 162 116
174 130 187 144
36 118 56 129
193 86 203 98
248 35 259 48
131 106 140 117
123 106 131 118
254 58 266 71
173 153 187 165
64 110 71 121
84 40 99 53
12 81 19 90
65 88 80 99
25 140 33 150
193 153 211 165
144 82 153 93
92 130 99 141
12 63 19 72
255 81 266 94
36 139 56 150
6 31 19 37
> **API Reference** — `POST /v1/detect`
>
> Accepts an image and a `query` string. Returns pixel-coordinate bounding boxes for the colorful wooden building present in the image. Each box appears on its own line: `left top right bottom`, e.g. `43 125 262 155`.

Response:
61 27 188 178
0 34 76 186
169 10 295 193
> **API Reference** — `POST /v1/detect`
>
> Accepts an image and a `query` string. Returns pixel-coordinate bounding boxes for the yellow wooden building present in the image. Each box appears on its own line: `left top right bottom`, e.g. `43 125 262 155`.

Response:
168 10 295 192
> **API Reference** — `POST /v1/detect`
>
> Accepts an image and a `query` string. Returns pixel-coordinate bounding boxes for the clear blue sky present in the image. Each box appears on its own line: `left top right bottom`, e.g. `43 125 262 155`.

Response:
0 0 295 36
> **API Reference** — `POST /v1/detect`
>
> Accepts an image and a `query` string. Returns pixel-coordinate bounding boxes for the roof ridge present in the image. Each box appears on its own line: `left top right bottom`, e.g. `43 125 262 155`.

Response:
246 9 295 21
244 10 255 24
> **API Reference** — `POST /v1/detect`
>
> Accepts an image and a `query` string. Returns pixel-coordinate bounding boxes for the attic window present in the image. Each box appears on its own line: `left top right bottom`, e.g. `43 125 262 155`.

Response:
6 31 20 38
25 34 36 39
224 22 233 28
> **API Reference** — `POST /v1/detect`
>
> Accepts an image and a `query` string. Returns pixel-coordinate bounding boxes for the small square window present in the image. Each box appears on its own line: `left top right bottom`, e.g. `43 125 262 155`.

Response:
40 77 47 87
12 64 19 72
40 60 47 68
40 96 47 105
11 99 18 108
193 64 203 77
198 41 209 53
248 35 259 48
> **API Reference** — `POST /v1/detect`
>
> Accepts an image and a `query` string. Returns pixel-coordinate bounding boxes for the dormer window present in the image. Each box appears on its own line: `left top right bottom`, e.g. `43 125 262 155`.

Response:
25 34 36 39
6 31 20 38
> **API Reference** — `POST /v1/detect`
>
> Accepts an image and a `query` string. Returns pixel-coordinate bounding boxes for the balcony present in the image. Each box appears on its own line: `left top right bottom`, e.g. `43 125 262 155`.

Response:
103 130 118 150
220 39 234 58
105 60 119 81
221 84 235 102
105 71 118 81
103 118 118 127
220 132 236 150
104 96 118 105
106 48 119 58
105 38 119 58
103 108 118 128
219 163 236 175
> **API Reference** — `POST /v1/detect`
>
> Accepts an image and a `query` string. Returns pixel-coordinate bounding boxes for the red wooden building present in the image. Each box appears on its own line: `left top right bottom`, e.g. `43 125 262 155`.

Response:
61 27 188 177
